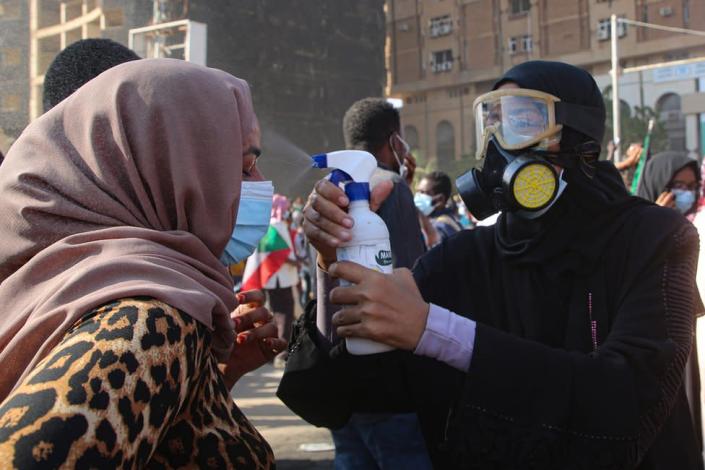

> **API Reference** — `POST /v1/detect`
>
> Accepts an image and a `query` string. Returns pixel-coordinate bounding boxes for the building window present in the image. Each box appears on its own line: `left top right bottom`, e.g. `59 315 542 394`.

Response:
510 0 530 15
0 47 21 66
448 87 470 98
0 94 21 113
521 35 533 52
436 121 455 162
429 15 453 38
431 50 453 73
657 93 686 151
508 36 532 54
0 0 21 18
597 17 627 41
103 8 124 28
403 125 420 151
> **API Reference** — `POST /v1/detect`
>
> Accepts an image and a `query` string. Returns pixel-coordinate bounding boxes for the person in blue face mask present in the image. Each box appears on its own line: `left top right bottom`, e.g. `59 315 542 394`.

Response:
637 150 701 217
414 171 464 245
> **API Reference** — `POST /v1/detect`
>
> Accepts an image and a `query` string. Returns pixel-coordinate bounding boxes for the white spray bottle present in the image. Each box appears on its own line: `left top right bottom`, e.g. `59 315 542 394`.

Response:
312 150 395 355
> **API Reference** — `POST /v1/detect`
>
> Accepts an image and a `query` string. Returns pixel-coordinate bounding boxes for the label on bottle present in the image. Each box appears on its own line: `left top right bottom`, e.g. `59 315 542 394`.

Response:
337 241 395 355
337 242 393 279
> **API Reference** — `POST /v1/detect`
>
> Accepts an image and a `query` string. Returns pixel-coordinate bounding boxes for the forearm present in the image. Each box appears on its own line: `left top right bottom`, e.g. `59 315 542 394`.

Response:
413 304 476 371
315 264 340 349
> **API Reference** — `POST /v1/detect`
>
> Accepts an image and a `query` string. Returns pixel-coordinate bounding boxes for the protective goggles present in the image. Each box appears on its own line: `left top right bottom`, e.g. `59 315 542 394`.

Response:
473 88 605 159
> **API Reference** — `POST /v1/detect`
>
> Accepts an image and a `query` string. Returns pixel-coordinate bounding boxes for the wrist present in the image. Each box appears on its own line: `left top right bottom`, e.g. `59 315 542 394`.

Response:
317 253 336 272
411 302 430 350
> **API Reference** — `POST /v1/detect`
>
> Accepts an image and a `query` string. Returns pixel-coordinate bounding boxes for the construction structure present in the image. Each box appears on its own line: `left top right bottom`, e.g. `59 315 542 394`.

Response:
386 0 705 167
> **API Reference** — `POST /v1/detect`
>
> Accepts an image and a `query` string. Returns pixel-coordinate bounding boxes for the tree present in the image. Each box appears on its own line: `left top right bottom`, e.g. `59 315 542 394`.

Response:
602 90 668 159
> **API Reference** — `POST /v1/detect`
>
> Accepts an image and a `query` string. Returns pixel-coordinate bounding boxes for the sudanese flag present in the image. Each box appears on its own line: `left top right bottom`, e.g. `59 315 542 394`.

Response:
241 221 293 291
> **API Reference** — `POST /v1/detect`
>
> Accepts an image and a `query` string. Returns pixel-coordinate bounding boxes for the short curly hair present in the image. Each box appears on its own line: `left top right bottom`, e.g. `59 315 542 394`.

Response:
343 98 400 153
43 38 140 112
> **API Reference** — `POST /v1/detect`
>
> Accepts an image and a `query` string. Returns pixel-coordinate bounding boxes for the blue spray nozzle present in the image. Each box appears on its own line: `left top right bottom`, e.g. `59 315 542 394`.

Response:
311 150 377 203
345 182 370 202
311 154 328 169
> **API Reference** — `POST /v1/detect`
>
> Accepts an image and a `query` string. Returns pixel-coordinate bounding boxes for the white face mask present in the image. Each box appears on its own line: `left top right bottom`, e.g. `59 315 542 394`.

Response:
414 192 435 216
390 133 411 178
220 181 274 265
672 189 696 215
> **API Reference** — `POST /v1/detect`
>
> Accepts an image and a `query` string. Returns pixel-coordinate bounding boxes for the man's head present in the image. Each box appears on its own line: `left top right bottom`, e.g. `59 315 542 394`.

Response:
343 98 409 173
417 171 452 211
43 38 140 112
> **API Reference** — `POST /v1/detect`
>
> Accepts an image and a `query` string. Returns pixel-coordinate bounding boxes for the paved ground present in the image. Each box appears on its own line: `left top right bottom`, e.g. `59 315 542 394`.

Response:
234 363 335 469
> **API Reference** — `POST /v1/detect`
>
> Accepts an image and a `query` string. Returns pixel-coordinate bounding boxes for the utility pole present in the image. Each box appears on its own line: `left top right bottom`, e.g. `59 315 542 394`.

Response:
610 14 621 164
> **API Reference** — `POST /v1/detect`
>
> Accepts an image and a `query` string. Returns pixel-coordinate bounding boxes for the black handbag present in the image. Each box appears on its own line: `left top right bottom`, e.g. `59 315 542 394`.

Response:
276 300 353 430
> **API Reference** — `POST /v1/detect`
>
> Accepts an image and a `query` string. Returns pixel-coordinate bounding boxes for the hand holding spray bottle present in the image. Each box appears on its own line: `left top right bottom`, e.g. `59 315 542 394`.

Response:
312 150 395 355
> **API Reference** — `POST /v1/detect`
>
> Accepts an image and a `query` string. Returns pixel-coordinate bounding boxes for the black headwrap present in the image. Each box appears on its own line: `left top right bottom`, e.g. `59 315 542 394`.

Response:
637 150 700 202
495 61 644 298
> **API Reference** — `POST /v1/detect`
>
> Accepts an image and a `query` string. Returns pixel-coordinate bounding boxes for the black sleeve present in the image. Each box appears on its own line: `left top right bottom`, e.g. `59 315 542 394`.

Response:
450 223 699 468
377 182 426 269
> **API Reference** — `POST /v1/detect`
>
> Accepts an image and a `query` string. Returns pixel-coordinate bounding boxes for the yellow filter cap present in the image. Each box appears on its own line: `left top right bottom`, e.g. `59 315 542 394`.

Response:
512 163 557 210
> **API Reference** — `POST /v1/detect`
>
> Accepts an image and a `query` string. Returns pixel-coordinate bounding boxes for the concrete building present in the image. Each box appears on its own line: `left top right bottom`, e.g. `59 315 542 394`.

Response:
0 0 30 152
1 0 387 174
386 0 705 168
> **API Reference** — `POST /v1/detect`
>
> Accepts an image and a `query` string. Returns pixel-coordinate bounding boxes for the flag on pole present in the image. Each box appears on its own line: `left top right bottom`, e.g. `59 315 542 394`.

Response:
630 118 655 195
241 221 293 291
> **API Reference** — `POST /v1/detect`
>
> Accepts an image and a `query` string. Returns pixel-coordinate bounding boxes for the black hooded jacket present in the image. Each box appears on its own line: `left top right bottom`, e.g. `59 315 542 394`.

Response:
278 62 703 469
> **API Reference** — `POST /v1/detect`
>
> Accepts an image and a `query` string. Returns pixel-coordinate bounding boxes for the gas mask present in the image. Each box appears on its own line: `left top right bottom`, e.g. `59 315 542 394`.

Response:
457 138 562 220
457 87 604 220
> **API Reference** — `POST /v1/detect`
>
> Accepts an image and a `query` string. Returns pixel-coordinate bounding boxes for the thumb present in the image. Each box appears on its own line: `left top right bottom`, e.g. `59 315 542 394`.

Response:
370 180 394 212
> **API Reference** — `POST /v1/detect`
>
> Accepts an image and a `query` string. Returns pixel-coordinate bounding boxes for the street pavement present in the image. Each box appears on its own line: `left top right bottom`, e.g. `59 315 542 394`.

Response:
234 363 335 469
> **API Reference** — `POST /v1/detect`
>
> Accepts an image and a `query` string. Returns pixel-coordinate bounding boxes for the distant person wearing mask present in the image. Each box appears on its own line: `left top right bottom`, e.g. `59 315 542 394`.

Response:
415 171 463 243
43 38 140 112
325 97 430 469
638 150 701 217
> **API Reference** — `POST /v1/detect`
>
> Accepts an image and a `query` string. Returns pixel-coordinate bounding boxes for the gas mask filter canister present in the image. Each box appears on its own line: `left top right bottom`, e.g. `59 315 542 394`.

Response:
456 138 559 220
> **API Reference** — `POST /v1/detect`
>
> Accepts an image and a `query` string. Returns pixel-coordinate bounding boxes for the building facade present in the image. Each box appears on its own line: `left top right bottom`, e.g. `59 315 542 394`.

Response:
0 0 30 152
0 0 387 176
386 0 705 167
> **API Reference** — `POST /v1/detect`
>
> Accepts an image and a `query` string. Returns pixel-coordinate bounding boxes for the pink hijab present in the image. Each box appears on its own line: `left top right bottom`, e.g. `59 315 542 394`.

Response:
0 59 258 400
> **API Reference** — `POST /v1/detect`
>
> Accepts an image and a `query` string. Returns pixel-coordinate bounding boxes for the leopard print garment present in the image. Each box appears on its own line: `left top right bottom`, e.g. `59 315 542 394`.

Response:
0 297 275 469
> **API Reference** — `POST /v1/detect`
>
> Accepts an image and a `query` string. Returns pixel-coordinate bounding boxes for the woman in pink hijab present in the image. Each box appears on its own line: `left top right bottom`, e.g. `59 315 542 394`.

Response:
0 59 283 468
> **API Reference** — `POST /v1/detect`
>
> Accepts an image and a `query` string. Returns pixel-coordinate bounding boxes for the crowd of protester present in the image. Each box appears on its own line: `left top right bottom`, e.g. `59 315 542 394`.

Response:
0 38 703 470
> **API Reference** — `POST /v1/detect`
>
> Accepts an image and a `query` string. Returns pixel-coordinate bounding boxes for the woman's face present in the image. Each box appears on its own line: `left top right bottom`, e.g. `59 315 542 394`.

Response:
242 135 265 182
669 166 698 192
670 165 699 211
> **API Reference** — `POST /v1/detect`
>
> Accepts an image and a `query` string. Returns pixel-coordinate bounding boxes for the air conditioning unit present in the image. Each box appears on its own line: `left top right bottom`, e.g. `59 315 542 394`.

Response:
430 26 440 37
659 6 674 17
439 23 452 35
431 62 452 73
597 27 610 41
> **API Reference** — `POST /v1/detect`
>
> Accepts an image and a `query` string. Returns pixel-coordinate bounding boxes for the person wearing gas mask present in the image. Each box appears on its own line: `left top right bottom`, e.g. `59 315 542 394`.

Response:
283 61 704 469
415 171 464 244
637 150 701 217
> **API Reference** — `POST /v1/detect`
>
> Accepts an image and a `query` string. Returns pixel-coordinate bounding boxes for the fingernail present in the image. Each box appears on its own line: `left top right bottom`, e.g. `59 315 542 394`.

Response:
342 217 353 228
339 196 349 206
236 335 246 344
339 231 351 241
